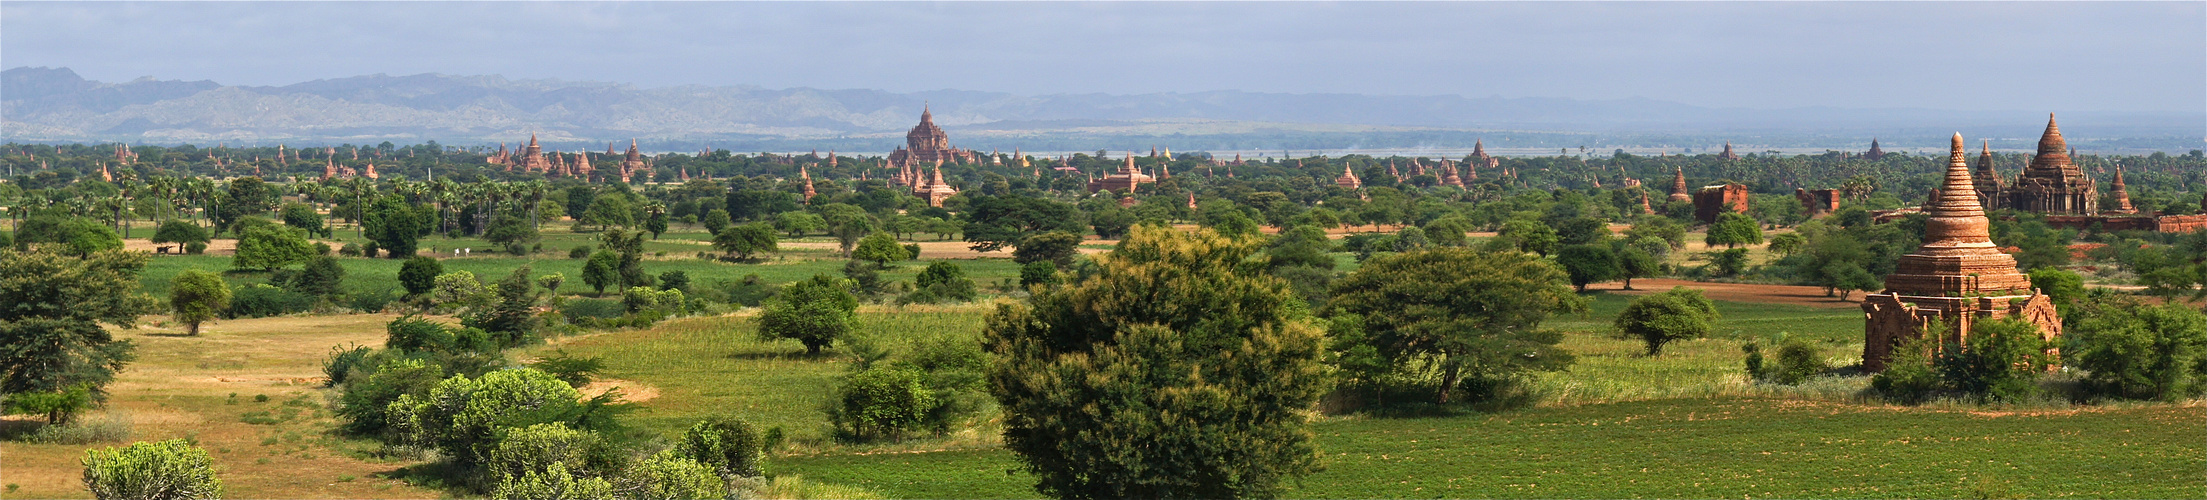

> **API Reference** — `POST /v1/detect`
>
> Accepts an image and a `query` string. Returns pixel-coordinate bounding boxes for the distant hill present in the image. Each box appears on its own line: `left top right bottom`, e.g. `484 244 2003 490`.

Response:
4 66 2199 152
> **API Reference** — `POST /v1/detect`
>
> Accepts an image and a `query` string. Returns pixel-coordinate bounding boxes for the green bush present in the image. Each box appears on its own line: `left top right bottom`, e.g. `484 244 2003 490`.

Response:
674 416 765 478
398 256 442 296
1741 341 1767 380
1771 339 1827 385
334 355 442 437
322 344 372 387
560 298 627 323
1871 334 1943 404
618 451 725 500
825 367 936 442
2069 300 2207 401
80 439 221 500
899 261 977 305
18 413 132 444
386 368 615 467
1018 260 1059 288
569 245 593 259
4 384 94 426
226 284 313 318
490 462 612 500
710 274 776 307
758 274 859 355
350 289 395 313
1940 319 2051 402
1612 286 1719 356
484 423 621 489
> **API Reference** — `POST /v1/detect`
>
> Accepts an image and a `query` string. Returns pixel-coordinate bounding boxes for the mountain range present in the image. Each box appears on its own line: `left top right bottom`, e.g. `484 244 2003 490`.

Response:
3 66 2199 152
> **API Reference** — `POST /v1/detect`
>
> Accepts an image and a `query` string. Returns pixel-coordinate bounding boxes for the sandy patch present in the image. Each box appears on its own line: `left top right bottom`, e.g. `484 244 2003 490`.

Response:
581 378 660 404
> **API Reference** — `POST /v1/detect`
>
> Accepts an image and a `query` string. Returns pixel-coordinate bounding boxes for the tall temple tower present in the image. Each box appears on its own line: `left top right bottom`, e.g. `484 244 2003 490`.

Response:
1860 133 2061 372
2006 114 2097 215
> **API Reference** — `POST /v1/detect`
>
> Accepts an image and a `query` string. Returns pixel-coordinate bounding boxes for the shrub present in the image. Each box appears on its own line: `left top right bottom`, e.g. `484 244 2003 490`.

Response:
674 416 765 478
850 233 910 266
290 256 345 298
484 423 620 489
1741 341 1766 380
227 284 313 318
169 270 230 336
1941 319 2051 402
20 413 132 444
900 261 978 304
4 384 93 426
1011 231 1081 267
658 271 691 293
232 225 314 271
385 368 611 467
2069 300 2207 401
712 274 776 307
322 344 372 387
1771 339 1827 385
80 439 221 500
335 356 442 437
826 367 936 442
490 462 613 500
569 245 593 259
560 299 627 324
183 242 207 255
1017 260 1058 288
350 289 395 313
1871 334 1943 404
618 451 725 500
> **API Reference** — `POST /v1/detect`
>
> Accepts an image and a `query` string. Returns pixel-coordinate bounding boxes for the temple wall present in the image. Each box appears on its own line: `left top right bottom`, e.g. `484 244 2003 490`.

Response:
1693 184 1751 223
2155 214 2207 234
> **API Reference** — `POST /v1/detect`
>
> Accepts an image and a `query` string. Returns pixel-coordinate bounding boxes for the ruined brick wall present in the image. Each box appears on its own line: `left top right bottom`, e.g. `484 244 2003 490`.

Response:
1693 183 1751 223
1796 188 1841 217
2155 214 2207 234
2044 215 2157 232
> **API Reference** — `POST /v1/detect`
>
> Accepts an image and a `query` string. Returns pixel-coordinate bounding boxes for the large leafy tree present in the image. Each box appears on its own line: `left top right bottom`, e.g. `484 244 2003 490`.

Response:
711 222 778 261
962 195 1079 252
169 270 231 336
1555 244 1619 292
364 195 433 258
1705 212 1764 248
985 226 1328 499
817 204 875 256
0 250 156 423
1329 247 1584 403
1612 286 1720 355
756 274 859 355
232 225 314 271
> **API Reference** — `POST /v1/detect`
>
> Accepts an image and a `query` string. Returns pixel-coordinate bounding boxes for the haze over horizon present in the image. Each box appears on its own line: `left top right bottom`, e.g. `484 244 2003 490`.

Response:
4 1 2200 114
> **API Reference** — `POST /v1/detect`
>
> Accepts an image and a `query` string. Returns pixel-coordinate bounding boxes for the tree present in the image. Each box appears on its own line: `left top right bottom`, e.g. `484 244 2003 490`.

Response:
580 195 634 231
1265 225 1335 270
1556 216 1610 245
80 439 222 500
1612 287 1720 355
818 203 875 255
463 267 542 346
700 209 732 236
711 222 778 262
484 213 540 255
150 220 210 252
168 270 229 336
1011 231 1081 268
1019 261 1059 288
1555 244 1620 292
599 230 651 290
1329 247 1583 403
962 195 1079 252
644 203 669 239
1423 217 1473 247
284 253 353 299
398 256 442 297
280 202 329 238
773 211 825 237
1089 207 1135 239
18 217 124 257
1496 219 1559 256
386 368 613 467
1767 232 1806 256
582 251 620 296
364 195 432 258
1625 215 1687 250
1705 212 1764 248
232 225 314 271
1940 318 2051 402
757 274 859 355
850 232 910 265
985 226 1327 499
0 250 154 424
826 366 936 441
1615 246 1660 290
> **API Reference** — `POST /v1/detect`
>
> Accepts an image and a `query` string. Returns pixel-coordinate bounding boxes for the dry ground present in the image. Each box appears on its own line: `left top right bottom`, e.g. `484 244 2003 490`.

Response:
0 314 441 499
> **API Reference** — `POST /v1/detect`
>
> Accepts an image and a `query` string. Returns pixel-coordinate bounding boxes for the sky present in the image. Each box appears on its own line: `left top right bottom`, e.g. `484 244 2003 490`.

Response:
3 1 2201 113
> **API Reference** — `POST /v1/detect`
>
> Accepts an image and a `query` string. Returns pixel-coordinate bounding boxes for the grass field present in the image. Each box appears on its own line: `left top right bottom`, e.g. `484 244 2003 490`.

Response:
779 397 2205 499
12 231 2204 499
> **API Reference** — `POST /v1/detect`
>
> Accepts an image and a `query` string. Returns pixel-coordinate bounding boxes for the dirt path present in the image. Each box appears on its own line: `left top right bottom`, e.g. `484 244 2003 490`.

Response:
1587 279 1862 309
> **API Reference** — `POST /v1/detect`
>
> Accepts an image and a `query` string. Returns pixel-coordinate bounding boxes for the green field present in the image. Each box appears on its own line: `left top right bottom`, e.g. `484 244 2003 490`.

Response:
779 397 2203 498
536 292 2204 499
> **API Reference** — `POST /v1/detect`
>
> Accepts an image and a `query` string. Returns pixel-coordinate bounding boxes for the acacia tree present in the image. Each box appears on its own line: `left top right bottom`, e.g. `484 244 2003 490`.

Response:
985 226 1328 499
711 222 778 262
0 250 156 424
1612 286 1720 355
169 270 231 336
1705 212 1764 248
1329 247 1584 403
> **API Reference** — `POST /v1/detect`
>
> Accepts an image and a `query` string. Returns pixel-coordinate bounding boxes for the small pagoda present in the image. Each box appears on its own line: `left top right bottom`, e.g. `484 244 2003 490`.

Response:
1860 133 2061 372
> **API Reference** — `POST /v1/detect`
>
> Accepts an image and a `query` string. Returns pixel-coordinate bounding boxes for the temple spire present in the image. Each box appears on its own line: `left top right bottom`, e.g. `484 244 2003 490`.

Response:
1919 133 1994 246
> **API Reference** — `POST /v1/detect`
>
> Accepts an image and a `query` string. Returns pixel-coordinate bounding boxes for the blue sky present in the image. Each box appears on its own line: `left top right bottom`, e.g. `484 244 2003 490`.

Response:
3 1 2200 113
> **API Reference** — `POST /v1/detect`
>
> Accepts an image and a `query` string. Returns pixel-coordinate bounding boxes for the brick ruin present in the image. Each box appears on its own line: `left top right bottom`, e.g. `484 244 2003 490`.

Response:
1692 183 1750 223
1861 133 2062 372
1796 188 1840 217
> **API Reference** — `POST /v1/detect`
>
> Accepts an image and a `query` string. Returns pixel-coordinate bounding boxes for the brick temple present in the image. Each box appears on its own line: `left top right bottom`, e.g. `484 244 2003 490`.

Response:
1860 133 2061 372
